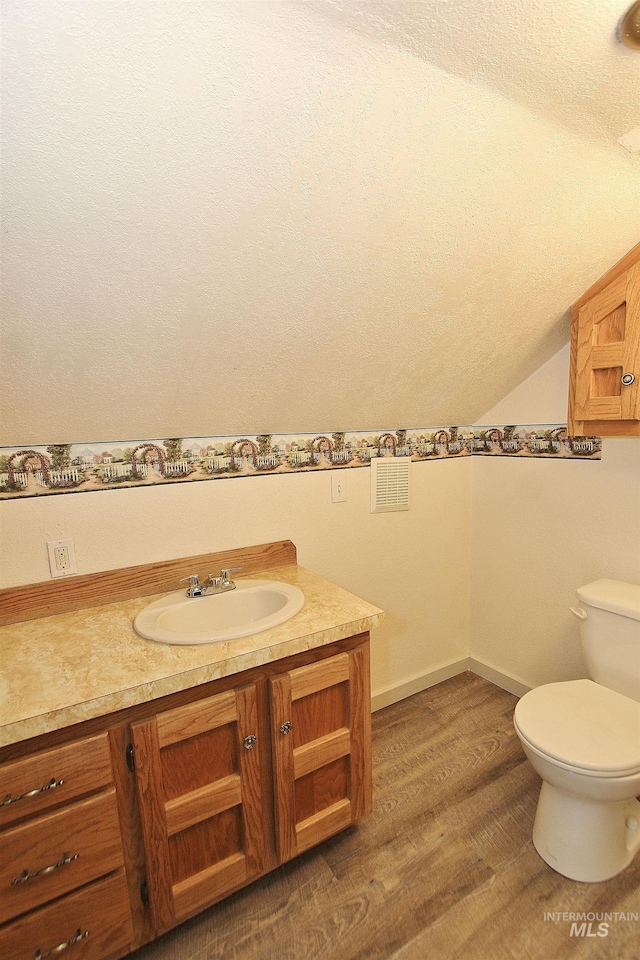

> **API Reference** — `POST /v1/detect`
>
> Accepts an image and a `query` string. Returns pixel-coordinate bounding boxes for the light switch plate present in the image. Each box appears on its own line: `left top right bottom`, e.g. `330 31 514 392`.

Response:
331 473 347 502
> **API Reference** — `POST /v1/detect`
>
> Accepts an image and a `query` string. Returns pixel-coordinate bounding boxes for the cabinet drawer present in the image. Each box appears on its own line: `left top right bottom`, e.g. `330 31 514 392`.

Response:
0 789 125 924
0 733 114 829
0 868 134 960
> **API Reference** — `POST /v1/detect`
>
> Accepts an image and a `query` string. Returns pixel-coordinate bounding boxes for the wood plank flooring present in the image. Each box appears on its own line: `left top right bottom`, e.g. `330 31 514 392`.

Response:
128 673 640 960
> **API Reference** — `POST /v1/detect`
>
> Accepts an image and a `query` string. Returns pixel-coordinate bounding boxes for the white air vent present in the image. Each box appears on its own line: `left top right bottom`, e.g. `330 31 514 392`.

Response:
370 457 410 513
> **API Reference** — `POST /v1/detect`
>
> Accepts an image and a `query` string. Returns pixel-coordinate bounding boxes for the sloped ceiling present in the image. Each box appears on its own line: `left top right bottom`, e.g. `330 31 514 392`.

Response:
305 0 640 142
1 0 639 445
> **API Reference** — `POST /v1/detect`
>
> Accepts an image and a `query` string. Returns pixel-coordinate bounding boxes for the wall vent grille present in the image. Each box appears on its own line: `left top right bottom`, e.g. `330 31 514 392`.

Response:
370 457 410 513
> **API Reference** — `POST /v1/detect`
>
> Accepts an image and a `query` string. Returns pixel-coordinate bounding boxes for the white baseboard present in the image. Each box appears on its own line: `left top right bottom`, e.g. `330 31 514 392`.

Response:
468 657 531 698
370 656 530 711
371 657 469 712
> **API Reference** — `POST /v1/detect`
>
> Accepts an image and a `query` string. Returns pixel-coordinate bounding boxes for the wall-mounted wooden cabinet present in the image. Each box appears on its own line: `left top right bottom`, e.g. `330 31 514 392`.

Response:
0 635 372 960
568 243 640 437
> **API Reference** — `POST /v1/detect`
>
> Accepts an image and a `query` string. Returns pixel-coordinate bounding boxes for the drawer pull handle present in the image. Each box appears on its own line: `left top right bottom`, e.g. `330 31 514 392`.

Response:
12 851 79 886
33 928 89 959
2 777 65 807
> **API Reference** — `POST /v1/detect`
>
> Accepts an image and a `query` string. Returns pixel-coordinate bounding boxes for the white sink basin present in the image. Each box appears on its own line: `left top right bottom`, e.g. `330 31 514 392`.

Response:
133 579 305 645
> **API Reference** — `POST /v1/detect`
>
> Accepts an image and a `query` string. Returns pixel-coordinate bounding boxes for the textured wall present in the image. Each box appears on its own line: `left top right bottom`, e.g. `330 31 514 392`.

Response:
2 1 639 445
0 451 472 704
3 345 637 701
471 347 640 688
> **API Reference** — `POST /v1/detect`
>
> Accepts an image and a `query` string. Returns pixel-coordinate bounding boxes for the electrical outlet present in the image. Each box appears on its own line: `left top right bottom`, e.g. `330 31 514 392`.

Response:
47 539 77 578
331 473 347 503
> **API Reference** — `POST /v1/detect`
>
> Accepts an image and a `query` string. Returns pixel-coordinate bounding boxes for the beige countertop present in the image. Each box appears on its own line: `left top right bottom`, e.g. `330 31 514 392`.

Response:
0 565 384 748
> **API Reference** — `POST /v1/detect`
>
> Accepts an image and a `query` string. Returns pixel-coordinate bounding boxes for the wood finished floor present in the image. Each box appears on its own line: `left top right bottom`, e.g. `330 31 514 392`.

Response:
128 674 640 960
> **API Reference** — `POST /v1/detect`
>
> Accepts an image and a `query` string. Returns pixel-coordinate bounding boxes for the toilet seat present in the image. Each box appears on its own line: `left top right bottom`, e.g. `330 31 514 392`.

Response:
514 679 640 777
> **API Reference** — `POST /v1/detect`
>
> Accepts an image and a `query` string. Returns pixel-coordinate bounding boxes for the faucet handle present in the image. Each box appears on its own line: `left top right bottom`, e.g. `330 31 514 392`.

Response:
180 574 200 586
220 567 242 583
179 574 203 597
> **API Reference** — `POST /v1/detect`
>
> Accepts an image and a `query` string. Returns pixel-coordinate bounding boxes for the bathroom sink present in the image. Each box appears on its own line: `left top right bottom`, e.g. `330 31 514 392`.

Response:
134 580 305 645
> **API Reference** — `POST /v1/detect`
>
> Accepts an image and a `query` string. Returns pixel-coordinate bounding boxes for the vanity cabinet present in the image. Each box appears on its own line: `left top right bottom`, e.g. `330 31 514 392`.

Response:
568 242 640 436
0 634 372 960
0 543 381 960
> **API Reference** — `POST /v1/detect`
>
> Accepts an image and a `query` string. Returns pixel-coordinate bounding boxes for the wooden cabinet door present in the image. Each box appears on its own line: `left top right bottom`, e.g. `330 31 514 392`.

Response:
270 644 372 863
131 683 265 931
573 261 640 423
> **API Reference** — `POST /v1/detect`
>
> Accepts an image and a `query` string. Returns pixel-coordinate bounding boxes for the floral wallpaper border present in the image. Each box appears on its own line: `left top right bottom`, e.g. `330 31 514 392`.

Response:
0 425 601 500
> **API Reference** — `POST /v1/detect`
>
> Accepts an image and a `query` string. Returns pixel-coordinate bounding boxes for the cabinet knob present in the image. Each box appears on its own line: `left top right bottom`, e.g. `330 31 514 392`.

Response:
243 735 257 750
279 721 292 735
621 373 635 386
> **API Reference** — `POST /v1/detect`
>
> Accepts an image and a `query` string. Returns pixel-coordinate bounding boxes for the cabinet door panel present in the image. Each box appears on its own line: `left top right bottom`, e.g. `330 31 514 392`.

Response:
172 851 246 919
293 727 351 779
156 690 237 746
160 723 237 800
295 755 349 824
289 653 351 700
167 807 242 883
164 774 242 834
270 644 372 863
295 799 353 855
292 683 349 746
132 682 265 930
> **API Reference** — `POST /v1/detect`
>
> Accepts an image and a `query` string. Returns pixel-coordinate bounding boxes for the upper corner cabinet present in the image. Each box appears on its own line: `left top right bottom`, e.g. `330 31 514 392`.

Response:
568 242 640 437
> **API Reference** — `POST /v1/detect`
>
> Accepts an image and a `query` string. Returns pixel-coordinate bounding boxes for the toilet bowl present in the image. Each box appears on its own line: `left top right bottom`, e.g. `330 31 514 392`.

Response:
514 679 640 882
513 579 640 882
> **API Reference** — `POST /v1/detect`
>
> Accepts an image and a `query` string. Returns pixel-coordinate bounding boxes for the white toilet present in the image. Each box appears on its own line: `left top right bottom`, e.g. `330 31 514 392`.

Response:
513 579 640 882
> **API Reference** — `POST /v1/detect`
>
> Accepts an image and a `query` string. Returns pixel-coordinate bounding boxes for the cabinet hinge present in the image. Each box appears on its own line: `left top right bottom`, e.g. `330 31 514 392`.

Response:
126 742 135 772
140 879 149 907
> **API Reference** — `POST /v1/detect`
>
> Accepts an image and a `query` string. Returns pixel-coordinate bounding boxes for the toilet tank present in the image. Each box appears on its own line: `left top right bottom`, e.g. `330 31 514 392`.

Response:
574 579 640 702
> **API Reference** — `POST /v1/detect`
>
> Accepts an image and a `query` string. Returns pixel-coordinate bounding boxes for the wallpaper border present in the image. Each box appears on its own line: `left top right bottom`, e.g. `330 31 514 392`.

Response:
0 425 601 501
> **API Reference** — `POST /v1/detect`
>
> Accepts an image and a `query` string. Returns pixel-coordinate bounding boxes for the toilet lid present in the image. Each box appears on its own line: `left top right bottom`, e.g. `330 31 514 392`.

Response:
514 680 640 775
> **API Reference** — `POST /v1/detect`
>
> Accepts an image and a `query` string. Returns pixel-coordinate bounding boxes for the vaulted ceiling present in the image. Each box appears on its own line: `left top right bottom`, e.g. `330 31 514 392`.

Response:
305 0 640 142
1 0 639 445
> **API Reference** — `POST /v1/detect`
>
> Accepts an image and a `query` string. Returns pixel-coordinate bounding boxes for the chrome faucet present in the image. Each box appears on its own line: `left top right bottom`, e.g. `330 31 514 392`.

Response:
180 574 210 598
218 567 242 590
180 567 242 598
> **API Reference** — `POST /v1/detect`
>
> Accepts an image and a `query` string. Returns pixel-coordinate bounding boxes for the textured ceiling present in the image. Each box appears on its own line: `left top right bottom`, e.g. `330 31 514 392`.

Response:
1 1 639 445
304 0 640 143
